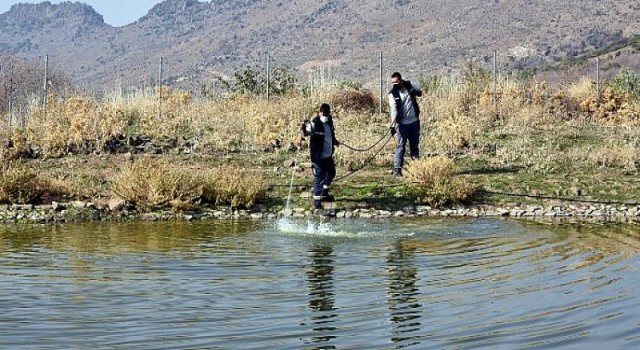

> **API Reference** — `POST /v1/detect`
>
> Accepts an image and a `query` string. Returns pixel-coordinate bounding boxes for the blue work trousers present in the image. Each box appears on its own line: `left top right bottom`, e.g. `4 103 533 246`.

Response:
313 157 336 203
394 120 420 171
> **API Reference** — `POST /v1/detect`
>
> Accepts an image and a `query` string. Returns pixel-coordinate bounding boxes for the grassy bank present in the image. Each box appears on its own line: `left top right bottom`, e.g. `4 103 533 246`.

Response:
1 68 639 214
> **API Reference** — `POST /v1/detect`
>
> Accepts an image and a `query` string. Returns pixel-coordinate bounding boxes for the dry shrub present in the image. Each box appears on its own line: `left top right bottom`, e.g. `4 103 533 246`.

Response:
474 79 557 129
560 80 639 122
0 161 68 204
2 129 35 160
111 157 200 210
43 174 93 200
593 87 633 122
156 86 192 108
247 96 308 147
190 94 310 150
111 158 267 210
430 113 475 151
328 88 376 112
427 81 466 121
153 87 195 137
15 88 196 158
24 94 133 156
200 166 266 208
404 156 476 207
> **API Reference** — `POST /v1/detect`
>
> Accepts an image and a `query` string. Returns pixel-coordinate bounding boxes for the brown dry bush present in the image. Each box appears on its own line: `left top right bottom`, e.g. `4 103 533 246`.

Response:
16 88 197 158
404 156 476 207
328 88 376 113
1 128 37 160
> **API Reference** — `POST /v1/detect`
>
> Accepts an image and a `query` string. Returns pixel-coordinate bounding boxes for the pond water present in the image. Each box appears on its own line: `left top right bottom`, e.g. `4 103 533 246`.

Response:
1 218 639 350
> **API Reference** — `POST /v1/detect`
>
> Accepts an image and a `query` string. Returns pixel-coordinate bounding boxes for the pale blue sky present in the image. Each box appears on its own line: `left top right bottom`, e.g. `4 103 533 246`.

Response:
0 0 165 27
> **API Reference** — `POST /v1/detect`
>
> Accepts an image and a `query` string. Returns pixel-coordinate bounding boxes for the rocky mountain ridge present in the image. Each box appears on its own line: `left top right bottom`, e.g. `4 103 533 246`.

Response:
0 0 638 91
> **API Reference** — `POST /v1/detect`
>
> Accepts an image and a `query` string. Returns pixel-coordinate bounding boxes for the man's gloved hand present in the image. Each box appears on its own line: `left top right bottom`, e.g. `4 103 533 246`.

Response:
312 162 318 176
389 126 397 136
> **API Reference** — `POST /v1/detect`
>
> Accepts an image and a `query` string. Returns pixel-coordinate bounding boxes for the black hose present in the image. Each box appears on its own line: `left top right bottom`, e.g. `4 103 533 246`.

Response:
339 132 390 152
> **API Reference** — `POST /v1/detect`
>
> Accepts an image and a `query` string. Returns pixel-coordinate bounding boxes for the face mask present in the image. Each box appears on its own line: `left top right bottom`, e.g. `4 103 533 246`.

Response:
320 116 328 124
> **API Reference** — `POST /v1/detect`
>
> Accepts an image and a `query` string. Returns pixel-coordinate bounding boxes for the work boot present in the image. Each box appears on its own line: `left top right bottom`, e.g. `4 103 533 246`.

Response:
393 168 403 178
314 200 323 210
321 189 335 202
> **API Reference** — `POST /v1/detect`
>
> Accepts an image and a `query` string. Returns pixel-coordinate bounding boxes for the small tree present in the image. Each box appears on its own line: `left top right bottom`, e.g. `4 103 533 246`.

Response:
608 68 639 102
217 65 296 96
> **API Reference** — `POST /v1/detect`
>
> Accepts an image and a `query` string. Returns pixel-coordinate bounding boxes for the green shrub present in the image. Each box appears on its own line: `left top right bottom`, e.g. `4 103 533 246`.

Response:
608 69 640 102
217 66 297 96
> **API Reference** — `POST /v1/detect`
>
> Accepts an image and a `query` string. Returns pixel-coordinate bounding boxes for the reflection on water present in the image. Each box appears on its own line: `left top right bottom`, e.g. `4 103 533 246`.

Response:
387 242 422 349
305 244 338 349
0 219 639 349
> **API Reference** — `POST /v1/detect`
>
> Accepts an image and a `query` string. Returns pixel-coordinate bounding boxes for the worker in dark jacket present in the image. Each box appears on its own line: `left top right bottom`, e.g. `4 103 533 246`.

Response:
300 103 340 210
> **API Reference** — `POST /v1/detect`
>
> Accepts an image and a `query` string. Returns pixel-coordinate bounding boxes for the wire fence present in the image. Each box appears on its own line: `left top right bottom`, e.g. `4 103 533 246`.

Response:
1 47 639 129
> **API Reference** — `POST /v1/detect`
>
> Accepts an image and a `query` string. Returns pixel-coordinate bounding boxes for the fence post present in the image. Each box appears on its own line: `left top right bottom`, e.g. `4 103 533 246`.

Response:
625 69 630 97
493 50 497 108
379 51 383 114
158 56 163 119
596 56 600 104
266 53 271 101
42 54 48 111
8 63 13 130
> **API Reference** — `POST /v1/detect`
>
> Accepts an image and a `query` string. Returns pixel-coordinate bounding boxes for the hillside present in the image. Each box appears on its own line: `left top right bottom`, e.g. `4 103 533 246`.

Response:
0 0 639 92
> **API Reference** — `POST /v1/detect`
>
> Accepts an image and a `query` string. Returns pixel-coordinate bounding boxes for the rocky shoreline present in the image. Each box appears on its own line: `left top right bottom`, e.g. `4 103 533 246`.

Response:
1 200 640 225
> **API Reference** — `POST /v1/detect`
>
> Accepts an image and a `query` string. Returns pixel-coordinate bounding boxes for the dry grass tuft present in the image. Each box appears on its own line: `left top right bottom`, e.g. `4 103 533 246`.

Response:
404 156 476 207
579 143 639 170
0 161 69 204
111 157 267 211
0 162 40 204
111 157 201 210
200 166 267 208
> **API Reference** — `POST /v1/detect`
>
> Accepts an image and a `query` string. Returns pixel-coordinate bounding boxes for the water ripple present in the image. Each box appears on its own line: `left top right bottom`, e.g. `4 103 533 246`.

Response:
1 219 639 349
